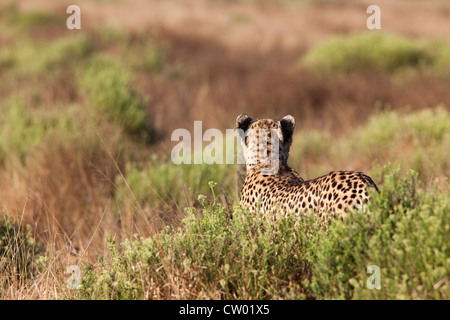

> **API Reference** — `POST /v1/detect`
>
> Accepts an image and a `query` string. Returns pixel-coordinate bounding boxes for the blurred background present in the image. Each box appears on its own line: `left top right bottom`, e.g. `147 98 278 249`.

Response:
0 0 449 267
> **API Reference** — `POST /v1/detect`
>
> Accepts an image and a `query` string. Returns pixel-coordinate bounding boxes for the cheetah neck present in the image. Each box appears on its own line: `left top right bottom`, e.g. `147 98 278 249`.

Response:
246 162 303 182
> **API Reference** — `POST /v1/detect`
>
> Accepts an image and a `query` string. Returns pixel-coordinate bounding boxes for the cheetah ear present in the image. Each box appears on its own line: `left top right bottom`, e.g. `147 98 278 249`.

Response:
236 114 253 132
280 115 295 142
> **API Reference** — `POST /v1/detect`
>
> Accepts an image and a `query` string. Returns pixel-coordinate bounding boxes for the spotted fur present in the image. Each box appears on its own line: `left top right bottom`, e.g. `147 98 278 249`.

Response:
237 114 379 218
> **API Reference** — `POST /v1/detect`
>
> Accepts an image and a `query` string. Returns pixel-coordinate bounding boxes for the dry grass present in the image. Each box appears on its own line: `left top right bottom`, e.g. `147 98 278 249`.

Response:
17 0 450 50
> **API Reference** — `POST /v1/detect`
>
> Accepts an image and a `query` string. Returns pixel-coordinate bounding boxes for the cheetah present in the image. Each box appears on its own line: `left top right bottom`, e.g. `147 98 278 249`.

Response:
236 114 379 218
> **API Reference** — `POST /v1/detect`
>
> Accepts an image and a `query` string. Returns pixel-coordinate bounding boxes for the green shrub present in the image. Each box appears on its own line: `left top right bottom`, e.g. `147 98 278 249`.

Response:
7 11 63 29
33 35 93 73
302 33 432 74
357 107 450 181
309 168 449 299
359 107 449 149
79 55 158 143
92 27 165 74
95 25 130 47
140 44 165 73
289 107 450 183
80 199 323 299
427 39 450 77
127 42 165 74
82 167 449 300
0 96 80 163
0 35 93 76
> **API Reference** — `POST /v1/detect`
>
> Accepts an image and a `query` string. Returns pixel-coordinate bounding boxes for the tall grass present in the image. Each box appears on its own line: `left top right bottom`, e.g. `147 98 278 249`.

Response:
0 212 41 296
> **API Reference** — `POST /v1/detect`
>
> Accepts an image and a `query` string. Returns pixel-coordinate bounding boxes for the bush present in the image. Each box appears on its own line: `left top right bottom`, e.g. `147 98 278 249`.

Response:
308 168 449 299
0 35 93 76
0 96 80 164
80 200 323 299
427 39 450 77
79 55 158 143
357 107 450 181
359 107 449 149
289 107 450 183
7 10 63 29
128 41 166 74
81 168 449 300
302 33 432 74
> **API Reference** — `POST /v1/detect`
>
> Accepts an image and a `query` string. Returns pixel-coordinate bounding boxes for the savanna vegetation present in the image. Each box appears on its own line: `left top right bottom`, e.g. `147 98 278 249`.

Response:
0 0 448 299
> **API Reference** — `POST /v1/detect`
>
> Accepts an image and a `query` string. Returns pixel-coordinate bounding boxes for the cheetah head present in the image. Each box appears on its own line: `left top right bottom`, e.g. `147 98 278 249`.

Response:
236 114 295 173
